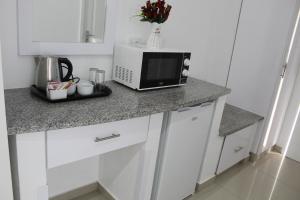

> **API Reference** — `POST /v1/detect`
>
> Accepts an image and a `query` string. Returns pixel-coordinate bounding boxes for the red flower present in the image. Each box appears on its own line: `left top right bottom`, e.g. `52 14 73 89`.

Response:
139 0 172 24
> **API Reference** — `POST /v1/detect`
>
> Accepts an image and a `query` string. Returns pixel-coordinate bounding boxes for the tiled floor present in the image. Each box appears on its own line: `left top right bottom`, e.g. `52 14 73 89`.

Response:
70 190 110 200
72 152 300 200
190 152 300 200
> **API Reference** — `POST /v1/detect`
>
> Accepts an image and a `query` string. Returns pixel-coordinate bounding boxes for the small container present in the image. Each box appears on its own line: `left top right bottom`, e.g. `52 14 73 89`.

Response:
77 81 94 96
67 83 77 96
89 68 98 84
47 89 67 100
95 70 106 85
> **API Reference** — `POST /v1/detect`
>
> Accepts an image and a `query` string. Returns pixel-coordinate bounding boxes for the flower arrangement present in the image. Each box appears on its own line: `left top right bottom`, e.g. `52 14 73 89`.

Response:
139 0 172 24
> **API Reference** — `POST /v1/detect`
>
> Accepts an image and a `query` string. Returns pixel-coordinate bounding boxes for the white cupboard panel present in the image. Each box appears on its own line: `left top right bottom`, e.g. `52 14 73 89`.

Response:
217 124 257 174
198 96 227 184
11 132 48 200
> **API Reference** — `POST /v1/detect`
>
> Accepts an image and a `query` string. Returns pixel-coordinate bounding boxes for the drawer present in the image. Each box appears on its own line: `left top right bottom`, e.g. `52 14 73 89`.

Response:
47 116 149 169
217 124 257 174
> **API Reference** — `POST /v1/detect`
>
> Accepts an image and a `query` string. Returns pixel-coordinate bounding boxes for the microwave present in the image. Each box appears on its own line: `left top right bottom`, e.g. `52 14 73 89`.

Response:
113 45 191 90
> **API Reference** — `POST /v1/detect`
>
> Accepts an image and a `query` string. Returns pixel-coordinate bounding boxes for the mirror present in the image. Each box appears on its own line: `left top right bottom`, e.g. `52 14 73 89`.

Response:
18 0 117 55
32 0 106 43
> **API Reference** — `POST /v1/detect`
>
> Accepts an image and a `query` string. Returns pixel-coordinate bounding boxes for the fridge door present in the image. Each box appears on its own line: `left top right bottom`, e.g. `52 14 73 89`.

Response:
154 102 214 200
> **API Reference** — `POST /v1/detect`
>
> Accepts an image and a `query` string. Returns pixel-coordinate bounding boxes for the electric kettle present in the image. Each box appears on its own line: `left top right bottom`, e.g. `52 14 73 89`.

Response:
34 56 75 91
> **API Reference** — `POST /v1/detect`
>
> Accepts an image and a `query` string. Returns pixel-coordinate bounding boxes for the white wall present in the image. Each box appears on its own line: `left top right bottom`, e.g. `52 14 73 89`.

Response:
162 0 242 87
0 42 14 200
0 0 241 89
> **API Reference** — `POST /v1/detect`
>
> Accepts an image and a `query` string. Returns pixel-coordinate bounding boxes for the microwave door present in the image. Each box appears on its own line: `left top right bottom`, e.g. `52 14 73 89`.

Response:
140 53 183 89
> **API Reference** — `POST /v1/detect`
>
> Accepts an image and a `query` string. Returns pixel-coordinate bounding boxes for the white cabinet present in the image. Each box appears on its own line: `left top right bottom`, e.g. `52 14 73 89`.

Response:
47 116 149 169
153 102 215 200
217 124 258 174
10 115 164 200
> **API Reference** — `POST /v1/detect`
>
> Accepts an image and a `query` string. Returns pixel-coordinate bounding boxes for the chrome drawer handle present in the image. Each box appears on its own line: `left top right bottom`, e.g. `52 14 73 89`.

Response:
200 101 214 107
177 101 214 112
94 133 120 142
234 146 244 153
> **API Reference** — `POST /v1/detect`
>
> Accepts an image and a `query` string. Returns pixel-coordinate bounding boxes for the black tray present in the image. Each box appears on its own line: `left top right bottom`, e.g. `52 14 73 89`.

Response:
31 84 112 103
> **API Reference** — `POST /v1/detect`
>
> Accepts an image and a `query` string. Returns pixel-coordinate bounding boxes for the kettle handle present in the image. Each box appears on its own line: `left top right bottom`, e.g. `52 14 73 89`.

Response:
58 58 73 82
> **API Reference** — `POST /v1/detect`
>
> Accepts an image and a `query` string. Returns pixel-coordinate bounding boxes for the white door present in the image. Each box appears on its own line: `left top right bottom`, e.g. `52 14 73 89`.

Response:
226 0 299 153
287 118 300 162
0 42 14 199
285 60 300 162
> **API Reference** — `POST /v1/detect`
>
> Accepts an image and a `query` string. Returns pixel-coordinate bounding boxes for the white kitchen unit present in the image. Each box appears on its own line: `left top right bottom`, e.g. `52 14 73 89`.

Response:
217 124 258 174
9 114 163 200
6 76 230 200
153 102 215 200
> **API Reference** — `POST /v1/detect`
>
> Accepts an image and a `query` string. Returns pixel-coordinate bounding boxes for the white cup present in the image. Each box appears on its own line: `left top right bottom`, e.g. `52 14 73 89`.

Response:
77 81 94 96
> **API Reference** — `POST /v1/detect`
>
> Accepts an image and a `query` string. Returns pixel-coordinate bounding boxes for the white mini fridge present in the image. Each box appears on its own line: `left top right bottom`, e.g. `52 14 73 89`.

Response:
152 102 214 200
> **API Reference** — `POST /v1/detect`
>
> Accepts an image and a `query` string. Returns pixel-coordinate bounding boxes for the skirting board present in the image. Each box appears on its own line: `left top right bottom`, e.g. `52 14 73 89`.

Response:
195 177 216 193
197 156 251 190
272 145 283 154
50 182 114 200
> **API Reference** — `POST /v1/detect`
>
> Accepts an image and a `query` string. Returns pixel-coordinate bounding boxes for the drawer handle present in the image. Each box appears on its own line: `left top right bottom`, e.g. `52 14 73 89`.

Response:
177 101 214 112
234 146 244 153
94 133 121 142
200 101 214 108
177 107 192 112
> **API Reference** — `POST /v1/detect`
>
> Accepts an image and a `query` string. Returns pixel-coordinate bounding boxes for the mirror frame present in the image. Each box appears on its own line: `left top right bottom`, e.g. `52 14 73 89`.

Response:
18 0 117 55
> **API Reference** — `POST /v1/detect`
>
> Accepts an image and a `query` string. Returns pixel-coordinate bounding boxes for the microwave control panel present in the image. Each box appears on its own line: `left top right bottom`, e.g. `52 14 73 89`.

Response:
180 53 191 84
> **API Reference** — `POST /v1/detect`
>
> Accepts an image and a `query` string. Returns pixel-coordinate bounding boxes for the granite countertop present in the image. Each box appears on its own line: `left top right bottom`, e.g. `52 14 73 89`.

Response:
5 77 230 135
219 104 264 137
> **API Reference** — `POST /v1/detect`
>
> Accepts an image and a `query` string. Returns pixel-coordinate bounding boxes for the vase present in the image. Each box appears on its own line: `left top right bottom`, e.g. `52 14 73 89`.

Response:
147 23 161 49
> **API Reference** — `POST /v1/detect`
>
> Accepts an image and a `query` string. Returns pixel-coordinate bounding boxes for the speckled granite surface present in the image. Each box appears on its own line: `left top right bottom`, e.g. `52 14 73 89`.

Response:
219 104 264 137
5 77 230 135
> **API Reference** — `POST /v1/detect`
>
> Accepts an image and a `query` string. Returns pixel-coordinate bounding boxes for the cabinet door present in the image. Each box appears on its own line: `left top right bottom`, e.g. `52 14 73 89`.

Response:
155 102 214 200
217 124 258 174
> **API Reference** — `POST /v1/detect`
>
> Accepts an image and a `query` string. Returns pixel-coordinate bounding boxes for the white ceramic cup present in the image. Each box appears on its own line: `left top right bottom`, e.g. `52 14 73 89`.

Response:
77 81 94 96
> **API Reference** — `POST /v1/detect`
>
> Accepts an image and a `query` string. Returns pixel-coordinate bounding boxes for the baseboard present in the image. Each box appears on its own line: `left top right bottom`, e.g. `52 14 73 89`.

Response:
97 183 115 200
272 145 283 154
249 150 269 163
50 182 115 200
195 176 216 192
50 182 99 200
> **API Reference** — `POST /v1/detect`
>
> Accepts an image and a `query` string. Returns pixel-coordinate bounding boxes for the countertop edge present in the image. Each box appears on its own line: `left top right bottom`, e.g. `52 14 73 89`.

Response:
219 117 264 137
7 92 230 135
